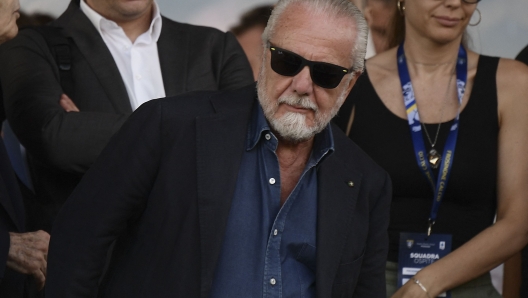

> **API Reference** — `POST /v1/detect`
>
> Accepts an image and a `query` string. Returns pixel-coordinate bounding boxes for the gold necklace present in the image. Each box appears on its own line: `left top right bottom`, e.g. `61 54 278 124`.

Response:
420 66 456 169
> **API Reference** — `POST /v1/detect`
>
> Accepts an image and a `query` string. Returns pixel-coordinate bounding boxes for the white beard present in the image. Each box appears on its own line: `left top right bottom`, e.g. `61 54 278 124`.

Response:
257 70 349 143
265 94 322 143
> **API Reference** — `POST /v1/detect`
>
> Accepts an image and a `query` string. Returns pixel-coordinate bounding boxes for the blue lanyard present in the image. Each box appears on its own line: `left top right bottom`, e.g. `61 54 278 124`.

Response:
396 43 467 236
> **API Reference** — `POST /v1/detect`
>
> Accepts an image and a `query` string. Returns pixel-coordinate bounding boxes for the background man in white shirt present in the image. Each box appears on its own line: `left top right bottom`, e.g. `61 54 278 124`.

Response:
0 0 253 234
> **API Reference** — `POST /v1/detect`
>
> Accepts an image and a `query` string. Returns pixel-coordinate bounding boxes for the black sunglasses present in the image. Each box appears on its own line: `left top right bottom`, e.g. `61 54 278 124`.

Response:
462 0 480 3
268 44 353 89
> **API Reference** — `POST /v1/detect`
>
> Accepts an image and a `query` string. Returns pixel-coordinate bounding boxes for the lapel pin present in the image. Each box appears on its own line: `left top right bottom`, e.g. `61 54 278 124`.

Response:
347 181 354 188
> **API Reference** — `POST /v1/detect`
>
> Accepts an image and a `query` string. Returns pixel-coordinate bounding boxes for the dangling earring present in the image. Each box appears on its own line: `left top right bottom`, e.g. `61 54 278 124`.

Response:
469 8 481 26
397 1 405 16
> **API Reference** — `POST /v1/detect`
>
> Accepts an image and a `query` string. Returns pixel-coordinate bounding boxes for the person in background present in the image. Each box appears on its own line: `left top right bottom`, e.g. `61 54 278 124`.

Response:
0 0 49 296
335 0 528 297
45 0 392 296
0 0 253 233
231 4 274 80
0 0 18 43
516 44 528 63
363 0 403 54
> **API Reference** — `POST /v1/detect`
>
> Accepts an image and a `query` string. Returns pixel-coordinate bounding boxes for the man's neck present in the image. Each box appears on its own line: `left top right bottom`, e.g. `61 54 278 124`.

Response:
116 11 153 43
276 138 314 164
85 0 154 43
276 137 314 205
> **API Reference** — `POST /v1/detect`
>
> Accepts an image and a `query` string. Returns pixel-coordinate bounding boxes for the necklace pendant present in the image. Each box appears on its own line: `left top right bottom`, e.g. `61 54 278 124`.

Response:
428 148 442 169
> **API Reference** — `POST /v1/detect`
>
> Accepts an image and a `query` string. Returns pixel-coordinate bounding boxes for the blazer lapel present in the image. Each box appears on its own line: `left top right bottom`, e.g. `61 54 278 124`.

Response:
56 1 132 113
315 152 363 297
158 18 188 97
196 93 255 298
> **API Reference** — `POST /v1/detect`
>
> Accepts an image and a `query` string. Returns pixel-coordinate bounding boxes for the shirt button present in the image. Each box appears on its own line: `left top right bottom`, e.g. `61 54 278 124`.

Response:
273 229 278 236
270 278 276 285
135 74 142 80
269 178 276 185
265 133 271 140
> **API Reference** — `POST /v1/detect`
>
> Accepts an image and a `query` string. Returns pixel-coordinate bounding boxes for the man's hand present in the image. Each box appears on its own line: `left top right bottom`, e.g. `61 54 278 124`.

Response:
59 93 79 112
7 231 50 290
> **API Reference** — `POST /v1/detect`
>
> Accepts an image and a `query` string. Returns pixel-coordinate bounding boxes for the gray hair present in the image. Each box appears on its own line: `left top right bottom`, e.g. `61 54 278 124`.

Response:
262 0 368 73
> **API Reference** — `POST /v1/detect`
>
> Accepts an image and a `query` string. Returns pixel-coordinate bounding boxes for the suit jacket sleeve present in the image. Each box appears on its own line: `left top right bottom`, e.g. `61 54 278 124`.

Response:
0 30 130 174
218 32 254 90
46 99 162 297
354 171 392 298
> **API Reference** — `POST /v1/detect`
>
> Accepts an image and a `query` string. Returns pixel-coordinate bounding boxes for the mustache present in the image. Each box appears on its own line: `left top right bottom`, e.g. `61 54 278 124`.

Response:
277 94 318 112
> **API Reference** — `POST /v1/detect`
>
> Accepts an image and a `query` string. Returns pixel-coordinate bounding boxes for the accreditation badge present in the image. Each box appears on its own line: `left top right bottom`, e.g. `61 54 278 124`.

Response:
398 232 452 298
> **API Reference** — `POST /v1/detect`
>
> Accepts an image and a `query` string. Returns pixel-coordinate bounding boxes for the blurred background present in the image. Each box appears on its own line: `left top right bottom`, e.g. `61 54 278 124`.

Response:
19 0 528 59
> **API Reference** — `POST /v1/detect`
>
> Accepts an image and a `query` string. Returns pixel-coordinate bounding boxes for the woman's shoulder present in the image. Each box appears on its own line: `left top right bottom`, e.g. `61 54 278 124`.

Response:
361 48 406 118
495 57 528 97
496 56 528 83
491 55 528 123
365 47 400 87
366 48 398 76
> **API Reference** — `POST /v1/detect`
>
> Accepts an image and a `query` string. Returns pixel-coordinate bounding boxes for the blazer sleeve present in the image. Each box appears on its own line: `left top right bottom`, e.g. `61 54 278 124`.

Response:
217 32 254 90
353 171 392 298
0 30 130 174
45 99 163 297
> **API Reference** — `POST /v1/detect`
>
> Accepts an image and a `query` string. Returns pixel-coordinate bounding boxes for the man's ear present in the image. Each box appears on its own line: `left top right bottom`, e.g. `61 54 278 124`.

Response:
344 71 361 95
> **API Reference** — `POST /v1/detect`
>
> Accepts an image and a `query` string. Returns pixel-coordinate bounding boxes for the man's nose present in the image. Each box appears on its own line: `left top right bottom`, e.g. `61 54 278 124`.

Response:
291 66 314 95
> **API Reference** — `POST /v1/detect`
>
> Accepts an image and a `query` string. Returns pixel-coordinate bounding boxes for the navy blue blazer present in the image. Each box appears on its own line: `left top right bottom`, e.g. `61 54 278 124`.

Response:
46 84 392 297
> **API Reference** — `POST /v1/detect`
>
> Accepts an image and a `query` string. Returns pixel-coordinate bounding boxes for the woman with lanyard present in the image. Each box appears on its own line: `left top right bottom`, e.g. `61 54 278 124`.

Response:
334 0 528 297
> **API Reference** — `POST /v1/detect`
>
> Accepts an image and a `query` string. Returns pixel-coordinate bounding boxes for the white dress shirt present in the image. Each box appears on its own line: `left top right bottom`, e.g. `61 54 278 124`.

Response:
80 0 166 110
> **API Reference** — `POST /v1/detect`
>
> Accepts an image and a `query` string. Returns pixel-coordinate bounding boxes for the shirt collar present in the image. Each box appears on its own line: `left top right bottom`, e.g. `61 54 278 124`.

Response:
247 103 272 151
247 102 335 164
80 0 162 44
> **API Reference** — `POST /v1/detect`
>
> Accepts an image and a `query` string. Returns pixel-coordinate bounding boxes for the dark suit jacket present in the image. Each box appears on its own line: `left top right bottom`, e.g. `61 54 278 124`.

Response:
0 134 27 296
517 44 528 65
46 84 392 297
0 0 253 232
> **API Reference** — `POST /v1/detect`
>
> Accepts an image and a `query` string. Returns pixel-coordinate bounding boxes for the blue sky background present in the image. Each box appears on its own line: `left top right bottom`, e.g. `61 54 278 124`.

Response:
19 0 528 59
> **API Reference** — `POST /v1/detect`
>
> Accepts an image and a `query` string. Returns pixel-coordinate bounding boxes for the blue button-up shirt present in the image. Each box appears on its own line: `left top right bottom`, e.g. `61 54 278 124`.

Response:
210 104 334 298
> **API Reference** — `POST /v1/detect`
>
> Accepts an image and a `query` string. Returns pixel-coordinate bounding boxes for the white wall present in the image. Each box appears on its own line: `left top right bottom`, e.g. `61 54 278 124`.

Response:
466 0 528 59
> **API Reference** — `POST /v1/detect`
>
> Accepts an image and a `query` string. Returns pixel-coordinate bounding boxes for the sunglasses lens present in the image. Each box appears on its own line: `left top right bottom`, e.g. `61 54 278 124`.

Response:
269 46 349 89
312 63 347 89
270 48 302 76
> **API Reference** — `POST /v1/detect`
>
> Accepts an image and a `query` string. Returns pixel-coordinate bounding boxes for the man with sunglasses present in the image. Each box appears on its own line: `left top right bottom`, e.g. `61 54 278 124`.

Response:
46 0 392 297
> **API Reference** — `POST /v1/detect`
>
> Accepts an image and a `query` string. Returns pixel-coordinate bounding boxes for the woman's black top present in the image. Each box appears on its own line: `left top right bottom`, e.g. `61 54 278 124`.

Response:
336 55 500 262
